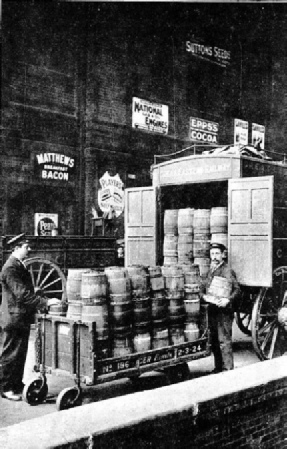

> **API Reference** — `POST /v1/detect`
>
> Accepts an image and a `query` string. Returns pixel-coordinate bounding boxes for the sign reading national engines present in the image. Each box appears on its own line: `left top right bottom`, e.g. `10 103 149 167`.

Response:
189 117 219 144
98 172 124 218
35 152 75 182
132 97 168 135
35 213 58 236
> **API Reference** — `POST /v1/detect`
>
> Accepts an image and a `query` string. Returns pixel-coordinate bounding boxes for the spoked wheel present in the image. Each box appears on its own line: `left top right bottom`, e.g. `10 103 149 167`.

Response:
235 312 252 336
251 266 287 360
24 257 67 302
56 387 82 411
23 378 48 405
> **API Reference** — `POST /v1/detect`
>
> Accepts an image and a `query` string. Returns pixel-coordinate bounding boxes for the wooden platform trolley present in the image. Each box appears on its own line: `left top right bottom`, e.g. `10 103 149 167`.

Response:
1 235 209 410
125 153 287 361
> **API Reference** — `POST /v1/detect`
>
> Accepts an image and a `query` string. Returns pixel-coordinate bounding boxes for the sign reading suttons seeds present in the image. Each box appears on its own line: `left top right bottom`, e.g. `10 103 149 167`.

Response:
98 172 124 218
132 97 168 135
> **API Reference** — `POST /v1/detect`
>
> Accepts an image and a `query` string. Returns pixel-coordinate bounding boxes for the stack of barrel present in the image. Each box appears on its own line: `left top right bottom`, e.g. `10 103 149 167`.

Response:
127 265 151 353
177 208 194 269
105 267 133 357
193 209 211 279
210 207 228 253
163 209 178 265
80 270 110 359
66 268 88 321
183 264 201 341
163 265 186 345
148 266 169 349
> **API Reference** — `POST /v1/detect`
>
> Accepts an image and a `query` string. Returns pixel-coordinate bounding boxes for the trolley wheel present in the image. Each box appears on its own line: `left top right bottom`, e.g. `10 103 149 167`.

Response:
56 387 82 411
251 266 287 360
235 311 252 336
164 363 190 384
24 257 67 302
23 378 48 405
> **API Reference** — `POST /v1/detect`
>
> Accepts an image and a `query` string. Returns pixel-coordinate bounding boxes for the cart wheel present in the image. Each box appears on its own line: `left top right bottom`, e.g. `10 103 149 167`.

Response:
23 378 48 405
164 363 190 384
56 387 82 411
252 266 287 360
25 257 67 302
235 312 252 336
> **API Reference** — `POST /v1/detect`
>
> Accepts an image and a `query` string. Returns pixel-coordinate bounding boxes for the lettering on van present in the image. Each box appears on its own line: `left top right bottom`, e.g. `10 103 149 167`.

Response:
35 152 75 182
189 117 219 144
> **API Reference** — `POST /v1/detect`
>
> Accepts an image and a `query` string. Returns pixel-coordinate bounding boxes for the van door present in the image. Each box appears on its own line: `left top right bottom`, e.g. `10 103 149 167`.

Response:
228 175 273 287
125 187 156 267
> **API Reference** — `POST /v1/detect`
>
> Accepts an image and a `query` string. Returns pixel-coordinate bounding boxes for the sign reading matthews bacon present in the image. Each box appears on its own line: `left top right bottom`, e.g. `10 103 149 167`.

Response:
35 152 75 181
132 97 168 135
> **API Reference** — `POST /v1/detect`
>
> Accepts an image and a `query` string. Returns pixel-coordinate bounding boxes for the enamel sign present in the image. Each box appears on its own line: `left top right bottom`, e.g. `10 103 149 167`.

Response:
98 172 124 218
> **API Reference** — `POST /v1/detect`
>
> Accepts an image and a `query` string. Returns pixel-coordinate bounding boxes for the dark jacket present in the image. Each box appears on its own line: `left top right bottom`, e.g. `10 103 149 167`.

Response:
0 255 45 329
200 261 241 314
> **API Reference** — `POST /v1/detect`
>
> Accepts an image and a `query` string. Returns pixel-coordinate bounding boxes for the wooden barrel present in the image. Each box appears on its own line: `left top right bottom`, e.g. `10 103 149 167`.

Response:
81 270 108 304
184 264 200 284
211 232 228 250
163 234 178 257
110 301 133 328
208 276 231 298
152 326 169 349
194 257 210 279
127 265 149 297
193 233 210 258
184 321 200 341
66 301 82 321
95 336 111 359
134 329 151 352
163 265 185 291
148 266 165 291
178 208 194 235
105 266 131 295
193 209 211 233
184 296 200 321
66 268 88 302
177 234 193 263
168 297 186 324
133 297 151 324
170 324 185 345
151 296 168 321
164 209 178 235
113 331 133 357
81 303 109 337
210 207 228 234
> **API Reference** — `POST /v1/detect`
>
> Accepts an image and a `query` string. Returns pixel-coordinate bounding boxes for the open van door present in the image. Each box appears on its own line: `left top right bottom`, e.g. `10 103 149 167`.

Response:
228 176 273 287
125 187 156 267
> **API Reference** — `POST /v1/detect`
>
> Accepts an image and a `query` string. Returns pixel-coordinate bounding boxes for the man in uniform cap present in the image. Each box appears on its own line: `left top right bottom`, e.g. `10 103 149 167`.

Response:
0 234 49 400
200 242 241 373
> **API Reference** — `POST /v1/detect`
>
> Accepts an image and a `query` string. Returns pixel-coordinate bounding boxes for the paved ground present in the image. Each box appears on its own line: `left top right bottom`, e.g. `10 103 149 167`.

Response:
0 322 260 428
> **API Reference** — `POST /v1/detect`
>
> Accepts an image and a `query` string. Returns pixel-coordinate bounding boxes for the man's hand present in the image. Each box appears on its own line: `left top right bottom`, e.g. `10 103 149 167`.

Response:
47 298 61 307
217 297 230 308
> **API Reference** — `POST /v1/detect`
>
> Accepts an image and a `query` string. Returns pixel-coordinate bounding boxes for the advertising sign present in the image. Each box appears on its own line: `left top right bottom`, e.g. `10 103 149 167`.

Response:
234 119 248 146
35 152 75 182
132 97 168 135
252 123 265 149
98 172 124 218
186 40 231 67
189 117 219 144
34 213 58 236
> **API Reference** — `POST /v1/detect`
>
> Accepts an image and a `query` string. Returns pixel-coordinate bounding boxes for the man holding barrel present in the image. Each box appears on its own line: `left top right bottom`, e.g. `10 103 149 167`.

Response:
201 242 241 373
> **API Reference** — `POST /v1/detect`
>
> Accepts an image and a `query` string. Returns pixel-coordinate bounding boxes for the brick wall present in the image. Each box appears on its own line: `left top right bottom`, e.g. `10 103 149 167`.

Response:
0 357 286 448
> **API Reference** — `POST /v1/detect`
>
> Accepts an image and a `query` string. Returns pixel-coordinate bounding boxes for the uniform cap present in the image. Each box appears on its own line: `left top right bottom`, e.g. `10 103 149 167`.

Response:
210 242 227 252
7 233 29 248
